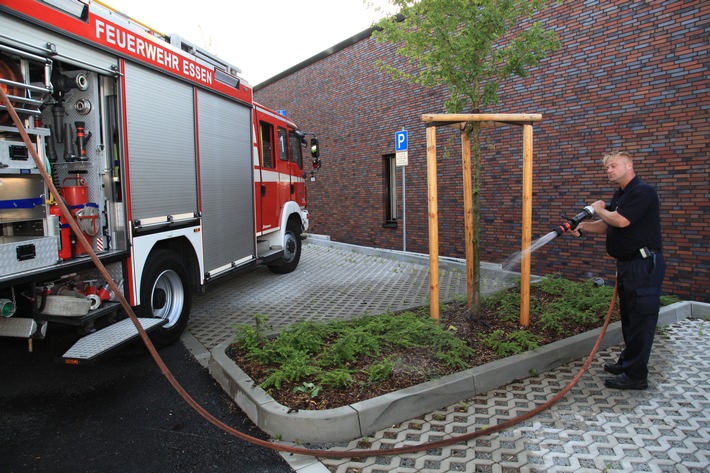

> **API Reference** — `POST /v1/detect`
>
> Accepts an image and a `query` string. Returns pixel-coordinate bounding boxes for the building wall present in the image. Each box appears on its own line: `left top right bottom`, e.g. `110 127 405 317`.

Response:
255 0 709 302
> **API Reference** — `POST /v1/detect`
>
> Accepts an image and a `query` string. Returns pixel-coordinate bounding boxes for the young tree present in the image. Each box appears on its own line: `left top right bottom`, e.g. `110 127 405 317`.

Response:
372 0 561 317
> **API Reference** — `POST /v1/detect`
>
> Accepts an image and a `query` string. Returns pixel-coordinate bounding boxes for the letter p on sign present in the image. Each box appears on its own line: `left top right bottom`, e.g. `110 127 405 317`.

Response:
395 130 408 152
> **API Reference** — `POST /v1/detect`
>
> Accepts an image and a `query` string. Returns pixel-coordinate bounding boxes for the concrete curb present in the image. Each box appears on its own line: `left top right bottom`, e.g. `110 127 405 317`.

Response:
209 300 710 444
304 234 507 273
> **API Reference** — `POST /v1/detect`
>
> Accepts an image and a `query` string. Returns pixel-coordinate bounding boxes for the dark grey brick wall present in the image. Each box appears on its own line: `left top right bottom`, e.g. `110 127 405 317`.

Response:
256 0 709 302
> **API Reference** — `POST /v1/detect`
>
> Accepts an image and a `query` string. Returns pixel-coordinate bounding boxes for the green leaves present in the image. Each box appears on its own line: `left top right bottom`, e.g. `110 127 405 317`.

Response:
483 275 617 336
373 0 561 112
481 329 540 357
365 359 395 383
232 310 476 394
293 382 323 398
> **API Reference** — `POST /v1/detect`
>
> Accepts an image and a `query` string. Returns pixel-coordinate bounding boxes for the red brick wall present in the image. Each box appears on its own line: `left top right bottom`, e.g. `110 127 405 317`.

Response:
256 0 709 302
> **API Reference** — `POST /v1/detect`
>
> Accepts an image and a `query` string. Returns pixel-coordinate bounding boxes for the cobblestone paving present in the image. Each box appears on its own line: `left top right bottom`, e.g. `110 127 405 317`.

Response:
189 242 505 350
187 241 709 473
317 318 710 473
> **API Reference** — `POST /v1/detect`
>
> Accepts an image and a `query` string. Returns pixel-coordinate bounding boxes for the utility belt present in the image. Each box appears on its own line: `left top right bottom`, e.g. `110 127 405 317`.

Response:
617 247 661 262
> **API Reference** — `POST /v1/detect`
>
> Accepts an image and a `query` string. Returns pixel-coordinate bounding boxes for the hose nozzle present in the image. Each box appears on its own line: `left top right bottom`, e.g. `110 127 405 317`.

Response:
553 205 595 236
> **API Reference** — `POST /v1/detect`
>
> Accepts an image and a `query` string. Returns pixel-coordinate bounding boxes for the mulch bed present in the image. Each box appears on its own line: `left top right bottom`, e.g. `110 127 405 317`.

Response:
227 287 618 411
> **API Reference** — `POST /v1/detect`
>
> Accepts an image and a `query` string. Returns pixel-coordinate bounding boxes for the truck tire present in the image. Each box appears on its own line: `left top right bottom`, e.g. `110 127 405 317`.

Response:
268 221 302 274
139 250 191 345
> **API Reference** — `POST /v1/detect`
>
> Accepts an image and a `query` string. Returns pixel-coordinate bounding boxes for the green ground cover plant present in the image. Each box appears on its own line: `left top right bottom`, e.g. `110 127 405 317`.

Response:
229 275 678 410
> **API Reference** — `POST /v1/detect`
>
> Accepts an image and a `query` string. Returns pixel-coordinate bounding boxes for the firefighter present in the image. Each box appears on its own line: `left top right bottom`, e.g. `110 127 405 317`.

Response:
571 150 665 390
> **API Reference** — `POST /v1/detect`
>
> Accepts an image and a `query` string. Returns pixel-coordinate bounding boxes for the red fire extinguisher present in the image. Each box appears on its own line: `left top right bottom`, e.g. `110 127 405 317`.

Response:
60 176 92 256
49 205 72 260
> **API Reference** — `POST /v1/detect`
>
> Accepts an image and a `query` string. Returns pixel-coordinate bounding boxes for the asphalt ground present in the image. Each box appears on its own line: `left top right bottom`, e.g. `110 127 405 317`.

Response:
0 325 294 473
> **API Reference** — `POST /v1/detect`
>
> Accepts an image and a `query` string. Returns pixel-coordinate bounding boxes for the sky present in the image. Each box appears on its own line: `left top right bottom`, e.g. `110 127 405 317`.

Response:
103 0 398 85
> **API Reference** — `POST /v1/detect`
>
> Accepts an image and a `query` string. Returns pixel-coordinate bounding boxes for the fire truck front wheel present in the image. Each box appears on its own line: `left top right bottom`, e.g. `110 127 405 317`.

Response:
268 221 302 274
139 250 191 345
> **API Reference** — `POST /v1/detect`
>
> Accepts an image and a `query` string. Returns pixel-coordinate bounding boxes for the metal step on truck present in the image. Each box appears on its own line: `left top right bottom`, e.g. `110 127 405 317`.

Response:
0 0 321 363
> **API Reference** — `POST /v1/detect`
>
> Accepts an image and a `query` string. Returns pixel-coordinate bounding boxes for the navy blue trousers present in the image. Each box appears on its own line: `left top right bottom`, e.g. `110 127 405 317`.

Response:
615 253 666 380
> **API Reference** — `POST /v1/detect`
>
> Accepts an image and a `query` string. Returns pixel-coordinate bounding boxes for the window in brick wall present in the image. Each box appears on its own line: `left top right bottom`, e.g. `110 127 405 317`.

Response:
383 154 397 227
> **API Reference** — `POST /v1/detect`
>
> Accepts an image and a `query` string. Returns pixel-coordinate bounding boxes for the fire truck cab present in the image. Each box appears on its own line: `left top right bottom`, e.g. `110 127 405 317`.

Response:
0 0 321 361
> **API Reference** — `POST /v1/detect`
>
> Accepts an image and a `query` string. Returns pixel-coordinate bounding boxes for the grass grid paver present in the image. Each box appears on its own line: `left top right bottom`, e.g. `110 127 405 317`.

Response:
187 241 709 472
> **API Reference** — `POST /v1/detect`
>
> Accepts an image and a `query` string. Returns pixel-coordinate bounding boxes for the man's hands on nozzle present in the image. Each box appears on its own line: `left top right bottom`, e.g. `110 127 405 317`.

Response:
570 225 583 238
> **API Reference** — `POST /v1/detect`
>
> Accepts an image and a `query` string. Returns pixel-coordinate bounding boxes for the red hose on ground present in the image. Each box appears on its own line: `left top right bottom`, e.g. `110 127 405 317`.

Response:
2 88 617 459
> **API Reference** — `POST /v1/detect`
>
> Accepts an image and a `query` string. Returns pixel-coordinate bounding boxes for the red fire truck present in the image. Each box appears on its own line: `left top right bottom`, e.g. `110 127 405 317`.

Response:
0 0 321 361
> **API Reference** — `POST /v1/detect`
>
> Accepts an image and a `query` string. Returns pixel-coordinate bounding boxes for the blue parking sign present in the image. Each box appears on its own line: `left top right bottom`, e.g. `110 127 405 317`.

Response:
395 130 408 152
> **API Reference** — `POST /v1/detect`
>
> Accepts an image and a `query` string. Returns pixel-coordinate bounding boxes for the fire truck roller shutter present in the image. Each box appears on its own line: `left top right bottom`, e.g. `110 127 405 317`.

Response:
124 63 197 344
196 90 254 274
123 62 198 222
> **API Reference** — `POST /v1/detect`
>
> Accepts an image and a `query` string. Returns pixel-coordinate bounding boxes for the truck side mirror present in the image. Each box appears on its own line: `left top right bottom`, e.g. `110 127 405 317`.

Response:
310 138 320 158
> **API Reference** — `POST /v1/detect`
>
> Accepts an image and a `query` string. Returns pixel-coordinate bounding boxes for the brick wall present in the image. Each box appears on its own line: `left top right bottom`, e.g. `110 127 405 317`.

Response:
256 0 709 302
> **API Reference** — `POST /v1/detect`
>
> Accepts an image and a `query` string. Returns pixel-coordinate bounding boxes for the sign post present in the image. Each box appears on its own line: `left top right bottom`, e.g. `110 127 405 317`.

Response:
395 130 408 251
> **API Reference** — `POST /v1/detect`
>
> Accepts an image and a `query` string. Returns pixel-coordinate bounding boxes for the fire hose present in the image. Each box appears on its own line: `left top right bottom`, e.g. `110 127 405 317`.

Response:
2 88 617 458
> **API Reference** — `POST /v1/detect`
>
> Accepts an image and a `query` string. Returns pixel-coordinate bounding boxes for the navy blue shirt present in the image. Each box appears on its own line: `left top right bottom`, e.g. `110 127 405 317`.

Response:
606 176 663 260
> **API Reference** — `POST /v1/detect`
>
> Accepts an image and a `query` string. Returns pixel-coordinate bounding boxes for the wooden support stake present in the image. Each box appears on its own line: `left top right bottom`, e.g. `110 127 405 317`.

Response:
422 113 541 325
422 113 542 124
427 126 439 322
461 130 474 308
520 124 534 326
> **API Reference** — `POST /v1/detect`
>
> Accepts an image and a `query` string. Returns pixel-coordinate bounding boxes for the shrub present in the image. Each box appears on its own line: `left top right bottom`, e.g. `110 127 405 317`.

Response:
233 309 476 394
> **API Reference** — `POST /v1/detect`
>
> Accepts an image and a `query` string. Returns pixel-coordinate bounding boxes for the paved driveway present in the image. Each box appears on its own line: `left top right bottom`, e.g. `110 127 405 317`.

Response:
188 240 503 351
186 240 710 473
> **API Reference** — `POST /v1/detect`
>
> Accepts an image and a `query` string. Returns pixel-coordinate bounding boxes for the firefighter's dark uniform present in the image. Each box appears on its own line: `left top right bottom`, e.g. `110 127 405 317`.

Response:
606 175 665 386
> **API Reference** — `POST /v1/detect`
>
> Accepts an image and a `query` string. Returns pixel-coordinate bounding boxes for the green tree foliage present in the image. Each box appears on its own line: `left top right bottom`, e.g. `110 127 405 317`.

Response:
372 0 561 316
372 0 561 113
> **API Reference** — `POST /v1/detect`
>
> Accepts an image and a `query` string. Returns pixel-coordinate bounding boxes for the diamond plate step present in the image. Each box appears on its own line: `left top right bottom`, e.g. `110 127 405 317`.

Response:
62 318 165 363
0 317 37 338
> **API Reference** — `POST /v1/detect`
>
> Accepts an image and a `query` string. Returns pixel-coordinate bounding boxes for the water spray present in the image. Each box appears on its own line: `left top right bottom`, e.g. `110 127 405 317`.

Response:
552 205 596 236
502 204 598 271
